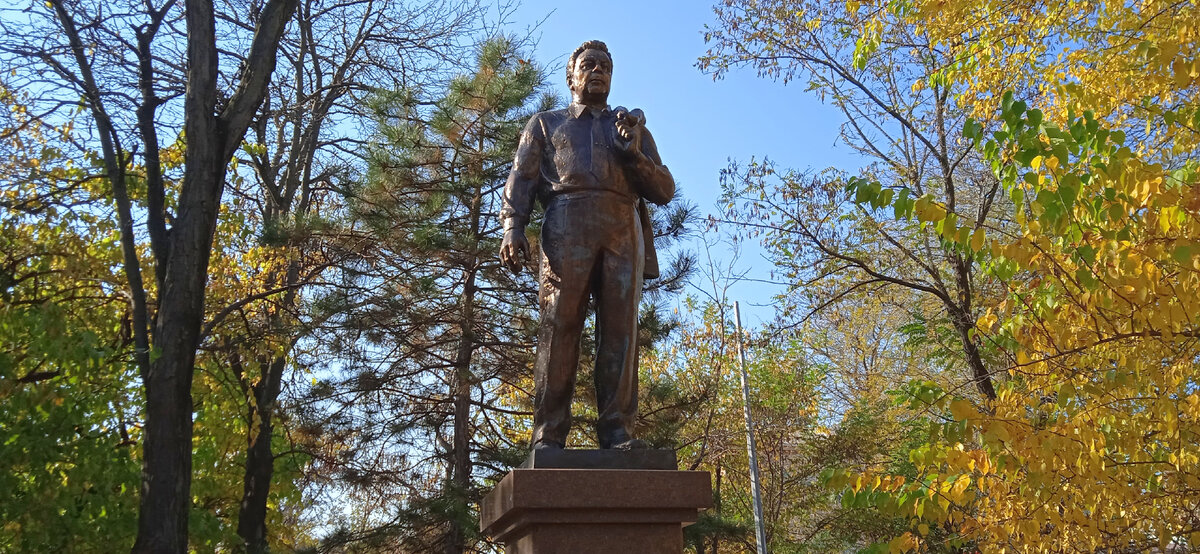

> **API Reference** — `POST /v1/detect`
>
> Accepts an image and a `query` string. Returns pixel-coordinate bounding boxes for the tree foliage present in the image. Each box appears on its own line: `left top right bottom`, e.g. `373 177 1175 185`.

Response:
290 35 547 552
0 81 143 552
837 80 1200 554
703 0 1200 552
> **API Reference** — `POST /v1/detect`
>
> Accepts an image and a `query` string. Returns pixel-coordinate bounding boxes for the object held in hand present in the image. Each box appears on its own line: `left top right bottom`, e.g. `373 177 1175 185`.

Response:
614 106 645 126
613 107 646 147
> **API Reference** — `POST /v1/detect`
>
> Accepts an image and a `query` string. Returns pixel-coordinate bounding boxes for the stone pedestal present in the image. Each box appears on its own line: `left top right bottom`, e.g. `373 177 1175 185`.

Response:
480 455 712 554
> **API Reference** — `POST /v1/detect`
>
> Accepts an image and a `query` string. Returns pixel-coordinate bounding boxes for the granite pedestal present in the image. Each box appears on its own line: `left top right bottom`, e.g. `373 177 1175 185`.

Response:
480 450 712 553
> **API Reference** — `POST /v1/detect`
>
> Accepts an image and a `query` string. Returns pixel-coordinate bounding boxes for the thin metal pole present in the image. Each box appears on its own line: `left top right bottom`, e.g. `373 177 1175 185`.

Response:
734 301 768 554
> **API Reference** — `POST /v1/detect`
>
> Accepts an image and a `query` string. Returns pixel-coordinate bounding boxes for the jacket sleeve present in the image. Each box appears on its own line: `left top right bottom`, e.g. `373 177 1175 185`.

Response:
500 114 544 230
630 127 675 206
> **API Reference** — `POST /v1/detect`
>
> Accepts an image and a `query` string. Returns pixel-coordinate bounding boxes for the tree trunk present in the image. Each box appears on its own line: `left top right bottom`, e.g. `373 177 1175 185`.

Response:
950 247 996 400
444 322 473 554
711 463 722 554
953 309 997 400
444 182 484 554
238 353 288 553
131 0 298 549
237 257 299 552
133 158 223 552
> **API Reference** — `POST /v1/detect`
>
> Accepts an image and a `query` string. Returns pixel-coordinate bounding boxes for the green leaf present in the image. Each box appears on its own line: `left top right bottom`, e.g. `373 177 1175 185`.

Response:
1171 245 1194 264
1028 108 1044 127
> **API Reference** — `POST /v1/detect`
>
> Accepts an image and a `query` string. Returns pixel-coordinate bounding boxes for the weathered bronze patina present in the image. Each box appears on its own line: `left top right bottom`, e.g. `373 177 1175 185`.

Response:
500 40 675 450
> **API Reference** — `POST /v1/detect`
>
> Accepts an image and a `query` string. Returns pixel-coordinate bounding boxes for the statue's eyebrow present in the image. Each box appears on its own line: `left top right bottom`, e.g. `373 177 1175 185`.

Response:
580 54 611 69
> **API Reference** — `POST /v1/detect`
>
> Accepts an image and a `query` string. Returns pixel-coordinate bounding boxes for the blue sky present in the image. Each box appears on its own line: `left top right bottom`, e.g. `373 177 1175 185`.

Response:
503 1 864 325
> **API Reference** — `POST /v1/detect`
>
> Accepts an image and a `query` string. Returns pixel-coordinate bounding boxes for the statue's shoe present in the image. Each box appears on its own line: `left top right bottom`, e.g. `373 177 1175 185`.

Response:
611 438 648 450
599 429 647 450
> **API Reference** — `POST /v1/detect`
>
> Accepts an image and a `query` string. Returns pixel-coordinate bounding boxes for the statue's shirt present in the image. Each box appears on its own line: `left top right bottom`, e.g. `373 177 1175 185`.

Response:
501 103 673 229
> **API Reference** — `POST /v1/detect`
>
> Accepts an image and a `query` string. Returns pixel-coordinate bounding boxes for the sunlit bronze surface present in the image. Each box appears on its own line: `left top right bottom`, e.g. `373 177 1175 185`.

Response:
500 40 675 450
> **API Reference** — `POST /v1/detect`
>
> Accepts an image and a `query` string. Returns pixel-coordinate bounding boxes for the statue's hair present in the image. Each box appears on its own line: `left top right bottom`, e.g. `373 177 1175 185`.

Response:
566 40 611 88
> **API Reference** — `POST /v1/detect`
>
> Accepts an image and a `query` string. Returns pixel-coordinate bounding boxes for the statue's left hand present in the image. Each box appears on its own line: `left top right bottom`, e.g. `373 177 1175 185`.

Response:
614 108 645 158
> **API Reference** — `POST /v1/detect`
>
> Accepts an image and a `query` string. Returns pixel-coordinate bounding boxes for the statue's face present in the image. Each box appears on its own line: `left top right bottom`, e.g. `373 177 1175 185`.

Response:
569 48 611 102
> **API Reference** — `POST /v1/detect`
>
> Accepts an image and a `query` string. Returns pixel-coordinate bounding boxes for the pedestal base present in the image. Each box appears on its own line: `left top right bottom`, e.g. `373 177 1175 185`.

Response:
480 468 712 554
520 448 677 470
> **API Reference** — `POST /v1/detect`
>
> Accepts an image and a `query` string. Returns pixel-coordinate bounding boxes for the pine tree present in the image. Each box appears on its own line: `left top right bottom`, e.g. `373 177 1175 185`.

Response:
302 37 548 552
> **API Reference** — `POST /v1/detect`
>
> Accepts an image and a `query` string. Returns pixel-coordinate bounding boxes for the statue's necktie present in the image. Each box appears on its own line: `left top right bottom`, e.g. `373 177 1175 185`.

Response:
589 110 608 182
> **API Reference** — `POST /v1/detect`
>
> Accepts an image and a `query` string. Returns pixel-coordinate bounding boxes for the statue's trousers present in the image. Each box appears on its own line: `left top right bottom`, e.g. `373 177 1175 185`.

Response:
531 189 644 447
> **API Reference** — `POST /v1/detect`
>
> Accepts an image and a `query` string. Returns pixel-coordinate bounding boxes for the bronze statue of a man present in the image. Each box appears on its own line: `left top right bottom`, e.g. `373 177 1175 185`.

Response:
499 40 675 450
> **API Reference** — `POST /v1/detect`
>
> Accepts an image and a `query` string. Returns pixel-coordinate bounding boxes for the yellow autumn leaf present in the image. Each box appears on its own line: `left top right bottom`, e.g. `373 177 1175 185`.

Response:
970 227 985 251
949 398 977 421
914 194 946 222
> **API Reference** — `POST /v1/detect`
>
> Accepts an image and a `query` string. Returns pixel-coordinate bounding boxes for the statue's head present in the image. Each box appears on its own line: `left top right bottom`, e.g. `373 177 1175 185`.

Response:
567 40 612 105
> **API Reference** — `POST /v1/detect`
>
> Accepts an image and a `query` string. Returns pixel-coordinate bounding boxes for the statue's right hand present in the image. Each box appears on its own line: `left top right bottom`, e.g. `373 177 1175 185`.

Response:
499 229 530 274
